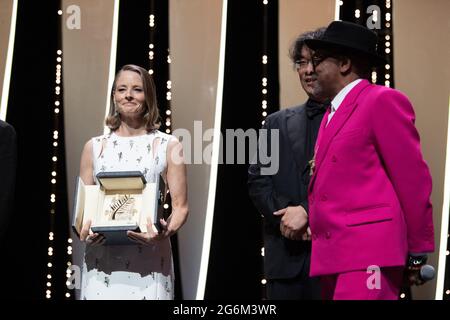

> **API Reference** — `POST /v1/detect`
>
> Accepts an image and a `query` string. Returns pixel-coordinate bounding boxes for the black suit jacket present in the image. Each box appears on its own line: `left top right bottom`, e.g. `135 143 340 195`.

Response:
248 104 322 280
0 120 17 243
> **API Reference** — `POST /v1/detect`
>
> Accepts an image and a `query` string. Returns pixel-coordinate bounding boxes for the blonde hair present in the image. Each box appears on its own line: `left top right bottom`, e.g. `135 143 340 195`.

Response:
106 64 160 132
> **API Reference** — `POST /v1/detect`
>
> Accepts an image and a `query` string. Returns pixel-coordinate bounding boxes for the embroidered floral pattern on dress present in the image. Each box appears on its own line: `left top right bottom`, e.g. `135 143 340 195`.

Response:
81 130 174 300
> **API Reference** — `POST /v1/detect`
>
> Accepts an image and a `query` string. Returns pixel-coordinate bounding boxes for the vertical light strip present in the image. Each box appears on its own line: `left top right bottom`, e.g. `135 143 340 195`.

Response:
65 238 73 299
104 0 120 134
148 2 155 75
148 2 172 135
261 0 268 126
384 0 392 88
0 0 18 121
46 8 65 299
436 96 450 300
334 0 342 21
196 0 228 300
165 53 172 134
46 232 54 299
260 0 269 294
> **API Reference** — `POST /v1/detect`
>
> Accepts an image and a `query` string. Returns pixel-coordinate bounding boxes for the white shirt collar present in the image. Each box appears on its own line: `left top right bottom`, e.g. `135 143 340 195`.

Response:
331 79 362 112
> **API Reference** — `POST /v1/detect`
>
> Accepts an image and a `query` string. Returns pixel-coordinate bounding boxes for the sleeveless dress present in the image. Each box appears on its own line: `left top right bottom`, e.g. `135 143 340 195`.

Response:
80 130 175 300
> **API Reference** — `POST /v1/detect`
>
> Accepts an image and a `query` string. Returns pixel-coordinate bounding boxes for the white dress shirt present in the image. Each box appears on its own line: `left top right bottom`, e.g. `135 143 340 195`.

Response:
327 78 362 125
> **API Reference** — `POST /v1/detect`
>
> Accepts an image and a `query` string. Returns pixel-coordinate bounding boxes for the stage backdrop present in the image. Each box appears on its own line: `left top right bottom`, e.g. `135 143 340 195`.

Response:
61 0 116 297
169 0 224 299
279 0 450 300
278 0 335 109
61 0 223 299
394 0 450 300
0 0 14 119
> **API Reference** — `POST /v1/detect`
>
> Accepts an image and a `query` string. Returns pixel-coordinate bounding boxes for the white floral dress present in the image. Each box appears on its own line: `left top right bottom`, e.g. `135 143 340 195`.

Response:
80 130 175 300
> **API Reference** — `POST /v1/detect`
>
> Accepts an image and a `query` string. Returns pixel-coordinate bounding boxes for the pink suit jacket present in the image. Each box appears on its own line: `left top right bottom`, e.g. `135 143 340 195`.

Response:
308 79 434 277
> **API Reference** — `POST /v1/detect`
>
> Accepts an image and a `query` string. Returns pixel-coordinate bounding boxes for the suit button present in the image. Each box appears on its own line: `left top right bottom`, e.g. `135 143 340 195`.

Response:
331 156 337 163
320 195 328 201
325 232 331 239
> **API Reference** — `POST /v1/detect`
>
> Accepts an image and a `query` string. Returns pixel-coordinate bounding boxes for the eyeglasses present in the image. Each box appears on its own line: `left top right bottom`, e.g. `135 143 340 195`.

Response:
295 59 313 70
295 55 330 70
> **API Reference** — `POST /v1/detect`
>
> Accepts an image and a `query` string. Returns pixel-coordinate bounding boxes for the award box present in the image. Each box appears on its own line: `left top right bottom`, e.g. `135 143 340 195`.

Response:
72 171 167 245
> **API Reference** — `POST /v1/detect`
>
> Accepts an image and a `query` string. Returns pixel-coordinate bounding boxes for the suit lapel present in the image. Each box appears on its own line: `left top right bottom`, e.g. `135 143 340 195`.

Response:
308 109 329 193
309 80 371 192
286 106 307 173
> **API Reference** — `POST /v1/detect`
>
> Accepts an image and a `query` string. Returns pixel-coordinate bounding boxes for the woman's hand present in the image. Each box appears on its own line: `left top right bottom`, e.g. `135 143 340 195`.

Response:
127 217 166 245
80 220 105 246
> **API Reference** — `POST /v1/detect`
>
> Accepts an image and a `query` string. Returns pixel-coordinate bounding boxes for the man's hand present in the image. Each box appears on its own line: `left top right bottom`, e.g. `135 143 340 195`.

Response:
405 266 424 286
404 255 429 286
302 227 312 241
273 205 308 240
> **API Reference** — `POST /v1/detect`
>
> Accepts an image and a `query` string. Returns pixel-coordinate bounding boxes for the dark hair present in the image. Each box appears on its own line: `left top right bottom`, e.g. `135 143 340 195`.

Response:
289 27 326 65
106 64 160 132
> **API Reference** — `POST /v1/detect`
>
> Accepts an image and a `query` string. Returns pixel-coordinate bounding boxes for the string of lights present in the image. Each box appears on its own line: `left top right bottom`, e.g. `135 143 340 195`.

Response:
339 0 393 88
148 0 172 223
165 51 172 135
45 7 67 300
149 3 155 76
445 230 450 299
261 0 269 127
148 1 172 135
260 0 270 298
382 0 392 88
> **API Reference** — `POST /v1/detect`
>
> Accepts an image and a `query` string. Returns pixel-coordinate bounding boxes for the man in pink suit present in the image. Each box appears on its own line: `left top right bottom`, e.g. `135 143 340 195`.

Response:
304 21 435 300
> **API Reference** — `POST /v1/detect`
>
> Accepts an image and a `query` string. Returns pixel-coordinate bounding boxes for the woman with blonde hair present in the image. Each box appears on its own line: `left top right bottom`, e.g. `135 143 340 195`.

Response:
78 64 188 300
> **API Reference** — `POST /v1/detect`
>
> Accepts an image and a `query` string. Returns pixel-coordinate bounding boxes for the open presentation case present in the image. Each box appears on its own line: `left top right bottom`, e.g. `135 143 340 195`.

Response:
72 171 167 245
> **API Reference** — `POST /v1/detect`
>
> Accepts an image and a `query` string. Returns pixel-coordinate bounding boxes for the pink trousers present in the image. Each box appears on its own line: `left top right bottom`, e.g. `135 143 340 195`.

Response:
320 267 404 300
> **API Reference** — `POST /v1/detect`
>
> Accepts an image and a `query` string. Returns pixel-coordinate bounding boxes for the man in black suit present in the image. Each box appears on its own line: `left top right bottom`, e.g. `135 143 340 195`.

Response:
0 120 17 243
248 28 327 299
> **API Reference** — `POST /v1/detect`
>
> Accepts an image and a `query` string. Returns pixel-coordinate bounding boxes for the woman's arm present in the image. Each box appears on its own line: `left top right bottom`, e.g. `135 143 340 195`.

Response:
79 140 95 185
161 138 189 237
128 137 188 244
78 140 103 244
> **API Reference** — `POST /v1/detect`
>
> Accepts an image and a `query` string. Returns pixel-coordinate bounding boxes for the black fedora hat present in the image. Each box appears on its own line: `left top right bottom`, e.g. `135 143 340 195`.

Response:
304 21 386 65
